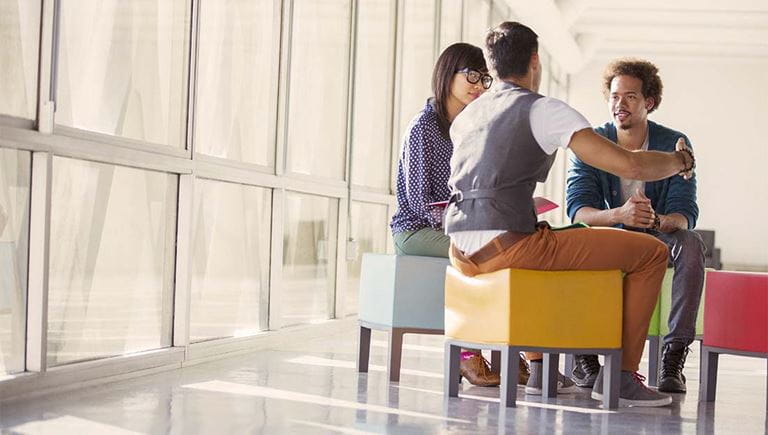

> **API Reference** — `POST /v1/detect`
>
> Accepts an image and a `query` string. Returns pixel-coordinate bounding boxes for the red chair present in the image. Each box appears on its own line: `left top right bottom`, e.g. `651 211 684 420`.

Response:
699 270 767 409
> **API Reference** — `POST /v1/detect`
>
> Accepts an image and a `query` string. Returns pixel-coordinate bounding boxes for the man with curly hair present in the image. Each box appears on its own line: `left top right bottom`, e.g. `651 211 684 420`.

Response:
566 59 705 394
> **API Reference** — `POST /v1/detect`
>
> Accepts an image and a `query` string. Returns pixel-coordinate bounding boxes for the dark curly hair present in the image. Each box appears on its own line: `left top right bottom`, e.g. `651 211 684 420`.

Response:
602 59 664 113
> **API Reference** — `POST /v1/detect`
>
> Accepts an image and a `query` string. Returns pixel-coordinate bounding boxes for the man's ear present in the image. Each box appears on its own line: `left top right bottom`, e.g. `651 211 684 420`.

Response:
530 52 540 72
645 97 655 111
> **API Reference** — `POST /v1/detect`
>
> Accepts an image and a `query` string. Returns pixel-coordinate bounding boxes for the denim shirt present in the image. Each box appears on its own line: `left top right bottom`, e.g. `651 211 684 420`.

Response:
566 120 699 230
390 100 452 234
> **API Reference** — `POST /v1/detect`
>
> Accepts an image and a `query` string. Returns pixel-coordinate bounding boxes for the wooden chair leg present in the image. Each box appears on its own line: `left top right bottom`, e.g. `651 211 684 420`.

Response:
500 346 519 408
387 328 404 382
543 353 559 399
357 325 371 373
445 342 461 398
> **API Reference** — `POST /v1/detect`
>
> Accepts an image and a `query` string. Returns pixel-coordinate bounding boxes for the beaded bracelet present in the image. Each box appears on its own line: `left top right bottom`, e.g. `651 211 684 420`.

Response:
676 148 696 174
651 214 661 231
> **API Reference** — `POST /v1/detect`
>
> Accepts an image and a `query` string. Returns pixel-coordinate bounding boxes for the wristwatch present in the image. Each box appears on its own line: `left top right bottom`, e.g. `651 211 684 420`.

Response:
652 214 661 231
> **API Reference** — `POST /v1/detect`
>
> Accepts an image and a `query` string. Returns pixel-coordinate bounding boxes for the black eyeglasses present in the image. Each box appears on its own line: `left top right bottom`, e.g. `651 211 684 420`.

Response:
456 68 493 89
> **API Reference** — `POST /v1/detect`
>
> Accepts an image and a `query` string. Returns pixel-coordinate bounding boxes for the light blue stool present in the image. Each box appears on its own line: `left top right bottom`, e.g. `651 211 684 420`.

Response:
356 253 449 382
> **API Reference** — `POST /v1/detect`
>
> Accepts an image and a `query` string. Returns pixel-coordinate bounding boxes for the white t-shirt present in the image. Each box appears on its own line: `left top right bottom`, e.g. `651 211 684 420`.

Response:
450 97 591 255
619 132 650 204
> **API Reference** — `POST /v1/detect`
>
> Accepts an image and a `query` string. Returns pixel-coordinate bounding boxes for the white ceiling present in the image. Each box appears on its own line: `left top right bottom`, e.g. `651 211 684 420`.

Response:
504 0 768 72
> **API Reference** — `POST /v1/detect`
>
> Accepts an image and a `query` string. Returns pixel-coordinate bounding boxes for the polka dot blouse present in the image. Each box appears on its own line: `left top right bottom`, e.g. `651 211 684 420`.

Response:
390 99 452 234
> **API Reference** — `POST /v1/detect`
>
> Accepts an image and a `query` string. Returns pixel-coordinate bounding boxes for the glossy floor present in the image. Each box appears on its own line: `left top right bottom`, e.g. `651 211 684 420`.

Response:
1 320 766 434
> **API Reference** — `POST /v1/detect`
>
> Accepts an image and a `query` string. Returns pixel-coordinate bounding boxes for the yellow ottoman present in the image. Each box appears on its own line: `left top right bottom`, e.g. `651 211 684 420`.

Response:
444 266 624 409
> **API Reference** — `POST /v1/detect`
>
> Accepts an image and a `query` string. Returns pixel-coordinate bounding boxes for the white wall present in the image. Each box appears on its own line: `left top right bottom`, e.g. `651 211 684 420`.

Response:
569 56 768 270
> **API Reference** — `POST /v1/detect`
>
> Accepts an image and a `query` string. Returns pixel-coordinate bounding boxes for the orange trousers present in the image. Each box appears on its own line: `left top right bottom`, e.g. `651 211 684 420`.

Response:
449 226 668 372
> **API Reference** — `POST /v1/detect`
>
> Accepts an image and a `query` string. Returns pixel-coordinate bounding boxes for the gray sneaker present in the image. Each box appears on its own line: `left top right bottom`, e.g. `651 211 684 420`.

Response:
591 368 673 407
572 354 601 388
524 361 578 395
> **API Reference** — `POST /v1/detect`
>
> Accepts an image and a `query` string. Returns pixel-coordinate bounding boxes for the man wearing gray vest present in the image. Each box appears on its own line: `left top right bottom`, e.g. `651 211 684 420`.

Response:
445 22 695 407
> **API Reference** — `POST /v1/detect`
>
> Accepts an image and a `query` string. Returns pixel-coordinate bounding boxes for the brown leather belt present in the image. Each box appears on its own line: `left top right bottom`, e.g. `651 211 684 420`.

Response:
468 231 532 264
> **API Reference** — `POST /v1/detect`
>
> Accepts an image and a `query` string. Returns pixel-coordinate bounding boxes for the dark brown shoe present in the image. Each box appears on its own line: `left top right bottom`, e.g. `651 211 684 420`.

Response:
518 354 530 385
460 355 500 387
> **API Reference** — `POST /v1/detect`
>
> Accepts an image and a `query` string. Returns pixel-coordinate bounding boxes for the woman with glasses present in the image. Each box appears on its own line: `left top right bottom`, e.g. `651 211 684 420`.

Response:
390 42 492 257
389 42 528 387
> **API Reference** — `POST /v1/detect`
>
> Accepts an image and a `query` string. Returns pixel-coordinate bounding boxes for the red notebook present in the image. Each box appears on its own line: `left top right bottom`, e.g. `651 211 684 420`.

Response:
428 196 559 215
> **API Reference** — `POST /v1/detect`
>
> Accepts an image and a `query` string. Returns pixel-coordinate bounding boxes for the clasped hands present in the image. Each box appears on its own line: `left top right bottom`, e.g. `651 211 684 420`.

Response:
617 188 661 231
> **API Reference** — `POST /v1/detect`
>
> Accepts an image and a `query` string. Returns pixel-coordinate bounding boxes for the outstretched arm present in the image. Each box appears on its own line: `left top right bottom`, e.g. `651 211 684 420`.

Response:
569 128 693 182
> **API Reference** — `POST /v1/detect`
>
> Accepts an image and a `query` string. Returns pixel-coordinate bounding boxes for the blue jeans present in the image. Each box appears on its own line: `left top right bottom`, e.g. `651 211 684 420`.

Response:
652 229 706 347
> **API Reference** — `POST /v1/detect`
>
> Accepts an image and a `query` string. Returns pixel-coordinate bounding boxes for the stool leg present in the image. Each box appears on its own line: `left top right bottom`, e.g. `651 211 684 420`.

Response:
699 346 719 402
543 353 559 399
388 328 404 382
564 354 575 377
648 336 660 387
357 325 371 373
500 346 519 408
604 350 621 410
490 350 501 375
445 342 461 398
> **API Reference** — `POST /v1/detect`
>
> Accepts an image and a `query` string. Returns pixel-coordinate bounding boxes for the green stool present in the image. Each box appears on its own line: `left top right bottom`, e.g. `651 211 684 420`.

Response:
646 268 706 386
565 269 705 384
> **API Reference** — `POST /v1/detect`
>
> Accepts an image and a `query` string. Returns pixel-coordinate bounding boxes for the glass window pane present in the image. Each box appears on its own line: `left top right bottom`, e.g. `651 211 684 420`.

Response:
0 148 30 375
282 192 337 326
397 0 435 146
350 0 395 189
190 180 271 342
47 158 177 366
345 201 388 315
439 0 463 51
490 0 510 25
194 0 276 166
462 0 491 47
56 1 190 148
0 0 41 119
286 0 351 179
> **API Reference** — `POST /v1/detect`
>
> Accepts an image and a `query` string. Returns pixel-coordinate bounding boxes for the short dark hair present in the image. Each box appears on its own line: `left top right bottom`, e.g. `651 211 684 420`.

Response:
432 42 486 137
603 59 664 113
484 22 538 79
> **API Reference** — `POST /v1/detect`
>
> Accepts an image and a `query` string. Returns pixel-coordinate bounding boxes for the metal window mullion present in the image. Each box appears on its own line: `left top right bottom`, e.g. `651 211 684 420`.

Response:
384 0 398 196
459 0 465 42
333 197 348 318
336 0 358 319
265 0 284 174
36 0 58 134
266 188 285 330
172 174 194 355
389 0 405 194
329 198 342 319
433 0 441 61
26 152 53 372
274 0 294 177
185 0 202 157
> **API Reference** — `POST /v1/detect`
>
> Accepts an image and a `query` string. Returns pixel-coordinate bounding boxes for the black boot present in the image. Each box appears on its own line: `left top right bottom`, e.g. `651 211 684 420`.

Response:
658 342 690 393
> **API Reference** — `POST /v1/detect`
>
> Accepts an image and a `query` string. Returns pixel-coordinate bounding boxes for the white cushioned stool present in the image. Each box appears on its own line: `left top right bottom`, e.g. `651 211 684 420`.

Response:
356 253 449 382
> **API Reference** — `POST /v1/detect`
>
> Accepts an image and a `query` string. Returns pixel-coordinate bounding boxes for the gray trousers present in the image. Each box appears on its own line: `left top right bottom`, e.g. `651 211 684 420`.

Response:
651 229 706 347
392 227 450 258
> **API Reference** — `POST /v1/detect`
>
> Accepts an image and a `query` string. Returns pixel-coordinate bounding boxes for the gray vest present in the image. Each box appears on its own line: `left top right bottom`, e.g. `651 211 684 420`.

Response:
445 83 555 234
